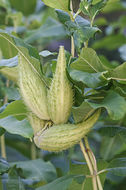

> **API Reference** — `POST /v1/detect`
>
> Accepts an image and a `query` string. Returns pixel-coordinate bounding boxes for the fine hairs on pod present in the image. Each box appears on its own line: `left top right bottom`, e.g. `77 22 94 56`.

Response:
47 46 73 124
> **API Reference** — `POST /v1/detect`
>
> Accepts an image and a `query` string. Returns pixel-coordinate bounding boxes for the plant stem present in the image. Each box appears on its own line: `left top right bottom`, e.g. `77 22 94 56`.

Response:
80 140 98 190
31 142 37 160
71 36 75 57
84 137 103 190
0 135 6 159
0 79 9 159
70 0 75 57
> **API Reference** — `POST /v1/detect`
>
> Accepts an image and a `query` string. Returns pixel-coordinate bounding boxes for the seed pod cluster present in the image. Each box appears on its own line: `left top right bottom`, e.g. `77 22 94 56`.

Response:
34 109 100 151
18 46 100 152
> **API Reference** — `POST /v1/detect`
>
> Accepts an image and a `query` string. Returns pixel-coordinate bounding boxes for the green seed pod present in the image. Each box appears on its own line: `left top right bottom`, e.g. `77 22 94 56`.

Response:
28 112 45 135
47 46 73 124
34 109 100 152
18 53 50 120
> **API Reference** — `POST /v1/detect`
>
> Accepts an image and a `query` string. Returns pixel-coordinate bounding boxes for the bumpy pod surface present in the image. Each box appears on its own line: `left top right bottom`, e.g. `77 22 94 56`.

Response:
28 112 45 135
34 109 100 152
47 46 73 124
18 53 50 120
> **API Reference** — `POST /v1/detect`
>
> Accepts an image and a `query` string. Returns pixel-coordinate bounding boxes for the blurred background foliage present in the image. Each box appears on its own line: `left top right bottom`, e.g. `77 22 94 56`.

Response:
0 0 126 190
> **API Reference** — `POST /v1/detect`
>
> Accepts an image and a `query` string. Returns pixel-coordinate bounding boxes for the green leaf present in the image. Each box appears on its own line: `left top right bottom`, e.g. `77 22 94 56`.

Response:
36 175 82 190
4 87 20 101
108 158 126 176
0 35 17 59
100 136 123 161
11 159 57 183
70 48 106 73
39 50 57 57
0 116 33 138
88 0 108 18
80 0 108 19
110 62 126 82
0 31 49 87
67 180 82 190
42 0 70 12
92 34 126 50
72 101 94 123
83 161 108 190
95 124 126 138
69 160 108 190
7 165 25 190
9 0 37 16
103 0 125 13
79 1 90 16
0 30 40 59
0 158 10 174
25 18 67 44
68 68 108 88
88 91 126 120
0 128 5 136
74 26 101 52
0 100 27 120
114 82 126 97
56 9 71 24
0 67 18 82
0 56 18 68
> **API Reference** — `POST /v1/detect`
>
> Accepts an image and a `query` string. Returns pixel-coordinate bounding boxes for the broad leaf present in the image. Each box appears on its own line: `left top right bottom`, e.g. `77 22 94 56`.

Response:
68 68 108 88
0 36 17 59
0 158 10 174
95 124 126 138
89 0 108 18
0 100 27 120
0 31 49 87
108 158 126 176
92 34 126 50
4 87 20 101
72 102 94 123
0 116 33 138
25 18 67 44
80 0 108 19
0 31 40 59
36 175 83 190
100 135 124 160
7 165 25 190
87 91 126 120
0 128 5 136
39 50 57 57
0 56 18 68
73 26 101 52
0 67 18 82
9 0 37 16
103 0 125 13
42 0 70 12
69 160 108 190
56 9 71 24
67 180 82 190
11 159 57 183
110 62 126 82
70 48 106 73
